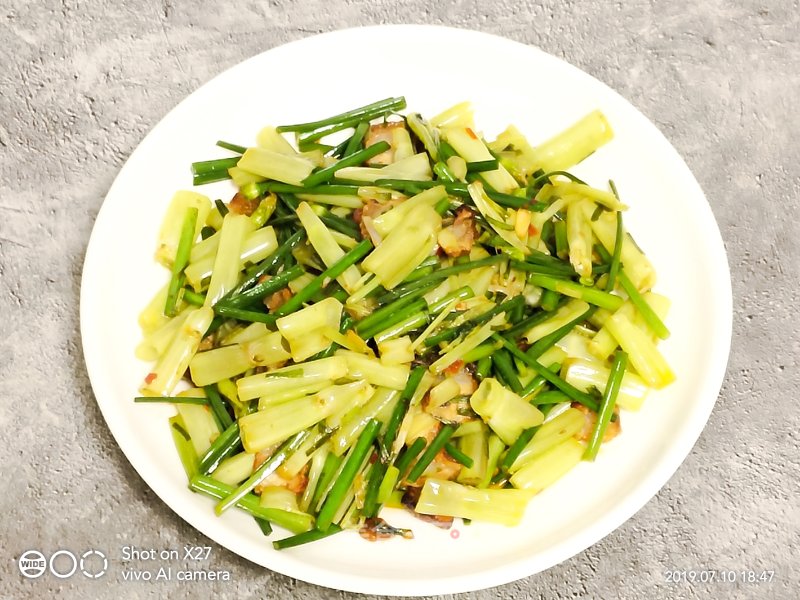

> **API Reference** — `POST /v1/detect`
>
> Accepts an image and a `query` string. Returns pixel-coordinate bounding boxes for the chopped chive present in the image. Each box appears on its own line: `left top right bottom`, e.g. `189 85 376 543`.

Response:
214 305 277 324
584 350 628 460
406 425 456 483
526 306 596 360
343 121 370 157
311 452 343 509
554 219 569 259
198 422 241 474
606 212 624 291
217 264 305 310
393 437 426 479
499 426 537 473
215 430 309 515
200 226 216 240
304 141 390 187
539 288 561 312
181 288 206 306
444 442 474 468
491 349 523 394
193 171 231 186
134 396 208 406
476 356 492 380
277 97 407 133
216 140 248 154
316 420 381 531
381 366 426 458
273 525 343 550
531 389 571 405
254 517 273 536
380 255 506 302
256 182 361 196
203 384 233 430
493 333 599 412
214 198 229 217
222 230 306 305
520 362 561 398
433 161 457 182
299 118 361 144
191 157 240 176
361 461 387 519
528 273 623 311
190 474 311 534
466 159 499 173
595 244 670 339
273 239 373 317
164 207 198 317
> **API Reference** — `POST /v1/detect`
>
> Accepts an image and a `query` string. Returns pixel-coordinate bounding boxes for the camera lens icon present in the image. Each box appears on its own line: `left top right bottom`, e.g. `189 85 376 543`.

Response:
18 550 48 579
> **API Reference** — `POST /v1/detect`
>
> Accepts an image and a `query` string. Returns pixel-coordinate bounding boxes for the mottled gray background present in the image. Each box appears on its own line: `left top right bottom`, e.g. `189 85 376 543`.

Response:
1 0 798 599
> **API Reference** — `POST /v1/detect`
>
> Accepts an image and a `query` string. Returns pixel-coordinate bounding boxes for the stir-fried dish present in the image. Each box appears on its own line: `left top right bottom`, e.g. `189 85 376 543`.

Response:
135 97 674 548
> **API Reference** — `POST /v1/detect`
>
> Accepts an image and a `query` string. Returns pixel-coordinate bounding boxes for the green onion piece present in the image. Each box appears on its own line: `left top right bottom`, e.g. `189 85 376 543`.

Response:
520 363 561 398
493 334 599 411
343 121 370 157
215 430 309 515
381 255 506 302
299 118 361 144
498 426 537 474
198 422 240 474
381 366 426 458
491 349 523 394
433 162 457 182
424 295 524 348
170 417 198 479
256 182 361 196
274 239 373 317
203 384 233 430
221 230 306 303
461 343 498 364
273 525 343 550
584 350 628 460
192 157 240 175
606 208 624 291
192 172 230 186
217 264 305 310
181 288 206 306
476 356 492 380
394 437 426 479
303 141 390 187
528 273 623 311
466 159 499 173
277 97 407 133
316 420 381 531
214 198 229 217
444 442 474 468
190 474 312 534
311 452 343 509
214 305 277 324
595 244 670 339
539 289 561 312
355 285 435 335
407 425 456 483
164 207 198 317
216 140 248 154
200 226 216 240
135 396 208 406
531 390 571 405
526 306 596 360
361 462 387 519
254 518 273 536
526 170 587 192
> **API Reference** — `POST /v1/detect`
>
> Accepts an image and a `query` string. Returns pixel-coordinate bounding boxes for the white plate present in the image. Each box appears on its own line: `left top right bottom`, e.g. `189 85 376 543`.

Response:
81 25 732 596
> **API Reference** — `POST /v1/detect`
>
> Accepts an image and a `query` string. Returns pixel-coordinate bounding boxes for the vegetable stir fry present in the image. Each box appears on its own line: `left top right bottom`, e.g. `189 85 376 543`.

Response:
135 97 674 548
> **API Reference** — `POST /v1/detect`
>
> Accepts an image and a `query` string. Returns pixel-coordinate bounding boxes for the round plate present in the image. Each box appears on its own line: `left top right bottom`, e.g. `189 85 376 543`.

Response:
81 25 732 596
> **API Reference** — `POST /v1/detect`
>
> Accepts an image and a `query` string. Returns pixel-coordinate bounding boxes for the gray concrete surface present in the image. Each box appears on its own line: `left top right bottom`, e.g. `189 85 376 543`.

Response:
1 1 798 599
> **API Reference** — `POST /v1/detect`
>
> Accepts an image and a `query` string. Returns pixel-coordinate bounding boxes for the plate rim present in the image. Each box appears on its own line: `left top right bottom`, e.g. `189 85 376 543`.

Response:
80 23 733 596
